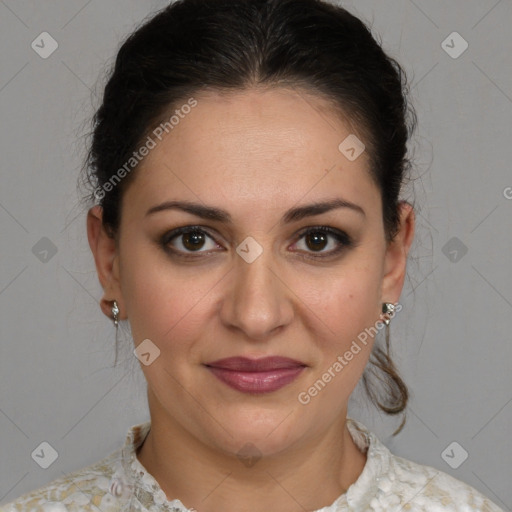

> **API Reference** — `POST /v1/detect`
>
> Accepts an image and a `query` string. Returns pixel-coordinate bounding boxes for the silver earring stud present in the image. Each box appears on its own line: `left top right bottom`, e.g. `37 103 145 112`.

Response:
381 302 396 326
111 300 120 367
111 300 120 327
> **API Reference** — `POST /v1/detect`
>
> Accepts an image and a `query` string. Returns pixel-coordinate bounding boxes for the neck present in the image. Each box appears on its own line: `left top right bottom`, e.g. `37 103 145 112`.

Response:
136 408 367 512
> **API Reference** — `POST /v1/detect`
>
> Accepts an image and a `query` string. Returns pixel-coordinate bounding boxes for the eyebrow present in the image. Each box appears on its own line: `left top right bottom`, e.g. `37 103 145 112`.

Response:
145 198 366 223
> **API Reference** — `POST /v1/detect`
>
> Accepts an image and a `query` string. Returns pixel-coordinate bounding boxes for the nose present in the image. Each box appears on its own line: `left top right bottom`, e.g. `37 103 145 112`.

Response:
220 247 294 341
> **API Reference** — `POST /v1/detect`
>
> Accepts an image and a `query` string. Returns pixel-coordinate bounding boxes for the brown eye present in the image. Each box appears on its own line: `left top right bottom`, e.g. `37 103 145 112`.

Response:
161 227 220 255
293 226 353 257
304 231 329 251
182 231 207 251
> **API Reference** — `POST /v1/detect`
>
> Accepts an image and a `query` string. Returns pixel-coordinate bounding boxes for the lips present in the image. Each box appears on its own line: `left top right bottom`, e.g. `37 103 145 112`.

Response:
204 356 307 394
205 356 306 371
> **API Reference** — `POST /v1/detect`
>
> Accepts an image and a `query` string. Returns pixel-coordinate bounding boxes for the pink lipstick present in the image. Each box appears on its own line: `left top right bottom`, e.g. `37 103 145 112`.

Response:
204 356 306 394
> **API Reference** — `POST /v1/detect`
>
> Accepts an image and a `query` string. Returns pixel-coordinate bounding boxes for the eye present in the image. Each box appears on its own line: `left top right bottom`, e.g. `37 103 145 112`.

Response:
161 226 221 255
292 226 353 257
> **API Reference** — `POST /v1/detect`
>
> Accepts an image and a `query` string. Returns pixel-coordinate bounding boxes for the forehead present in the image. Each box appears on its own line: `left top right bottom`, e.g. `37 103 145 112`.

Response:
124 87 378 217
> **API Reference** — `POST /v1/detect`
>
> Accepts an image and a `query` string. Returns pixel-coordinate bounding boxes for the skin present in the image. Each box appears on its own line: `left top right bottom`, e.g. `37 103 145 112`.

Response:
87 87 415 512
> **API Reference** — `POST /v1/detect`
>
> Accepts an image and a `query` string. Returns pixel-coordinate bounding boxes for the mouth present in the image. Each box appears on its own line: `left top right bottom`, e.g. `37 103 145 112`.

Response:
203 356 307 394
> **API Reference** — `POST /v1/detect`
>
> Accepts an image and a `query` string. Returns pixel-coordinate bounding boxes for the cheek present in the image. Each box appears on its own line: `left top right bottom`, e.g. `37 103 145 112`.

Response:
294 259 383 392
119 243 217 351
297 271 382 405
294 257 383 336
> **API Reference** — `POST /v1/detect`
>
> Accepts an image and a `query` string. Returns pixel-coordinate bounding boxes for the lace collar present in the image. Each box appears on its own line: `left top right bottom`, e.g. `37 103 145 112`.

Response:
119 417 392 511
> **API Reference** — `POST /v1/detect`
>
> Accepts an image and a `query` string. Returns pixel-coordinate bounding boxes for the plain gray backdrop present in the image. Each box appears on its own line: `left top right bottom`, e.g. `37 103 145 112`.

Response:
1 0 511 509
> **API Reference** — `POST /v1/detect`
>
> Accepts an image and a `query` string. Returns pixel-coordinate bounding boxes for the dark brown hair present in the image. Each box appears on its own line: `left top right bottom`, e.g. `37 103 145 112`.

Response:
80 0 417 435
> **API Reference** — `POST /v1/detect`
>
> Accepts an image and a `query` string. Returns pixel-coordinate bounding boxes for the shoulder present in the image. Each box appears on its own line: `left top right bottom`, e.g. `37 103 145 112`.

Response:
0 450 125 512
384 451 504 511
345 418 504 511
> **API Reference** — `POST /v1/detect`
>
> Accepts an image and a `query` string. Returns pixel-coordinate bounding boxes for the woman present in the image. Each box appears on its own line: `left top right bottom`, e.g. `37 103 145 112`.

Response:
1 0 504 511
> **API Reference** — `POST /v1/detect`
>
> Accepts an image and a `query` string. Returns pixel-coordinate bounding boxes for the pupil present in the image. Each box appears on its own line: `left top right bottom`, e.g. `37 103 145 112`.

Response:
306 232 327 251
183 232 205 251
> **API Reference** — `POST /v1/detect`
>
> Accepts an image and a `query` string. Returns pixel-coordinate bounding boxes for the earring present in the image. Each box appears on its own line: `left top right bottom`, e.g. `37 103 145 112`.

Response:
381 302 396 326
111 300 120 366
111 300 120 327
381 302 398 355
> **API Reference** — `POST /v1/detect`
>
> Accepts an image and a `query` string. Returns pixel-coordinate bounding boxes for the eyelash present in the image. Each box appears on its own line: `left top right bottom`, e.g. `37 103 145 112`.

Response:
159 225 354 261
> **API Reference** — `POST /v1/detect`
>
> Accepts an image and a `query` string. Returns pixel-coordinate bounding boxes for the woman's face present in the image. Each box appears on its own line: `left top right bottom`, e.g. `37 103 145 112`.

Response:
89 87 413 457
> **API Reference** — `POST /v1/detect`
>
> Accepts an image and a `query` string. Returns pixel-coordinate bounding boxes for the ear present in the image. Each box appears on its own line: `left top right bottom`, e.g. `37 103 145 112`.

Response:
87 205 126 320
381 201 415 304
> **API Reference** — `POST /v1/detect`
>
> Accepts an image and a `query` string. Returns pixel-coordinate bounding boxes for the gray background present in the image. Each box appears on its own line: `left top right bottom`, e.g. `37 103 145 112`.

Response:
0 0 511 509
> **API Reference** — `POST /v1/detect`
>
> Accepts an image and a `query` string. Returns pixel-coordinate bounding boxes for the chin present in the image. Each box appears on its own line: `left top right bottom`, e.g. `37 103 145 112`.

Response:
202 406 307 457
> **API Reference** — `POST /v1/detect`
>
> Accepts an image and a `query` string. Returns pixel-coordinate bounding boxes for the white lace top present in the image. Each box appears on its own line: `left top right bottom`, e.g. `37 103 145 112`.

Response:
1 418 504 512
